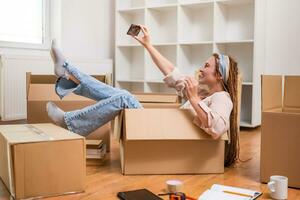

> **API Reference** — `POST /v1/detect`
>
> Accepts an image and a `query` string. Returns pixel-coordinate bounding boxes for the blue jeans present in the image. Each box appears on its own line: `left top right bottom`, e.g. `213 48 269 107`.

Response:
55 62 143 136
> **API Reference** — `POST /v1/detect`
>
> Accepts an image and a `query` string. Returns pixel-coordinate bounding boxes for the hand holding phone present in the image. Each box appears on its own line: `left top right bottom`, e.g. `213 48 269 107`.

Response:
127 24 141 36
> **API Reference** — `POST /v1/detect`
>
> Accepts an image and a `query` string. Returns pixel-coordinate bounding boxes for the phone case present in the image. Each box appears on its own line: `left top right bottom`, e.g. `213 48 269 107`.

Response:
127 24 141 36
117 189 163 200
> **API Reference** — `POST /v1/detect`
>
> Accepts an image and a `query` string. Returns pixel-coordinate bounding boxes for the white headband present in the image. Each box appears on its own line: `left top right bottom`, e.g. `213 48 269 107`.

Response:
218 53 230 84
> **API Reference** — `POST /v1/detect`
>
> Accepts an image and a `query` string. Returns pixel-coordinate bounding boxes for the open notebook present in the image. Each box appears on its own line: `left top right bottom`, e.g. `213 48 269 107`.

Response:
198 184 262 200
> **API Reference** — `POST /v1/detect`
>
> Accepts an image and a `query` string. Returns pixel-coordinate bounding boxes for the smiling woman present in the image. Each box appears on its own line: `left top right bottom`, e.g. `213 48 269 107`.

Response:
0 0 49 49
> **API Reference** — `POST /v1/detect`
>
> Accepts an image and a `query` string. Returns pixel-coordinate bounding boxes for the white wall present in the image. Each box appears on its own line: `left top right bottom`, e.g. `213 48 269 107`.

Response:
57 0 115 60
264 0 300 74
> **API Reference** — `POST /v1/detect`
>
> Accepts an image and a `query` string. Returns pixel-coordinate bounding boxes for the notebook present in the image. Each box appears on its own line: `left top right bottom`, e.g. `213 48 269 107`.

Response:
198 184 262 200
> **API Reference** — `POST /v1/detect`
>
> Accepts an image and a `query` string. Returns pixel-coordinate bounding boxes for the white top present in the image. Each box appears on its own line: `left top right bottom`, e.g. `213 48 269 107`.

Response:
163 68 233 139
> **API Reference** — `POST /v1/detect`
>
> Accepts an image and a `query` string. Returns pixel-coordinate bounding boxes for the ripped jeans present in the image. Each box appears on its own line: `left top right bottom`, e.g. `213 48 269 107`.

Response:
55 62 143 136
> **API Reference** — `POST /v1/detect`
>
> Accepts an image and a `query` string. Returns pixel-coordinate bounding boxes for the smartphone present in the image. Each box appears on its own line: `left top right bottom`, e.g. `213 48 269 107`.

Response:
127 24 141 36
117 189 162 200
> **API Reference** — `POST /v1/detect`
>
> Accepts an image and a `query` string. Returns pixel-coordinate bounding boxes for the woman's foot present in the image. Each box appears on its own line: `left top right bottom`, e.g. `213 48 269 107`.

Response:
50 39 70 78
46 101 67 128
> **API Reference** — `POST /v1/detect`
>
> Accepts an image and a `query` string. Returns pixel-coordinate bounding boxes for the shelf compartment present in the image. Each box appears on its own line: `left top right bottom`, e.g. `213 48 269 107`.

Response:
116 0 145 10
115 46 145 80
145 82 176 93
216 0 254 5
147 6 178 44
240 84 253 127
116 81 145 93
179 0 214 5
145 45 177 81
215 42 253 82
214 0 254 41
116 9 145 45
178 43 213 76
179 2 214 43
147 0 178 8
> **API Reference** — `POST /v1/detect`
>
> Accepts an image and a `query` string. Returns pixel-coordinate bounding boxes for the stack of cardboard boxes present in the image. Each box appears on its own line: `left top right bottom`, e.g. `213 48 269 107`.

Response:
261 75 300 188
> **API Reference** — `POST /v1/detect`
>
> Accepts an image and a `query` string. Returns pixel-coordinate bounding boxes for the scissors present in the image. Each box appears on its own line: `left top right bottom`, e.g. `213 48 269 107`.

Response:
158 192 197 200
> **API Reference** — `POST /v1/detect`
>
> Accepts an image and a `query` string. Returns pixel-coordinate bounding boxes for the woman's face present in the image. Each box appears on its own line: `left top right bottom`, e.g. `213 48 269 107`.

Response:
198 56 222 85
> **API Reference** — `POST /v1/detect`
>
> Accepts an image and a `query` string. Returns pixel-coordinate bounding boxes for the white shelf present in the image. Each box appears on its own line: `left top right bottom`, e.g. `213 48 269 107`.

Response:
116 9 145 45
147 0 178 8
147 6 177 44
180 41 213 45
116 0 145 10
242 81 253 85
117 79 145 83
115 0 261 128
215 0 254 41
115 46 145 80
240 84 252 126
146 44 177 80
179 2 214 43
145 82 176 93
216 0 254 5
146 79 165 83
215 39 254 44
215 42 253 82
117 82 145 92
179 0 214 5
178 43 213 76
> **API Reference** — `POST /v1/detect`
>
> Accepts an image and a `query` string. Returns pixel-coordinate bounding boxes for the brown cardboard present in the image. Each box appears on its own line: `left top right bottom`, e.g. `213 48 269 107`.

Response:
118 109 228 175
112 95 181 140
261 75 300 188
0 123 85 199
133 92 179 103
26 73 112 152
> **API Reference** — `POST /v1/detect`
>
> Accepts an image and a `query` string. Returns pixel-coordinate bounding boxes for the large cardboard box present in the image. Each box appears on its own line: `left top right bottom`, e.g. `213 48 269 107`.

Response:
112 93 181 138
26 73 112 151
261 75 300 188
0 123 85 199
116 109 228 175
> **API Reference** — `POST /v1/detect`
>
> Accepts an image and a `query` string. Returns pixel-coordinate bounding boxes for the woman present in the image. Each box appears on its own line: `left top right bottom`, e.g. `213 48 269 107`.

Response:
47 25 239 166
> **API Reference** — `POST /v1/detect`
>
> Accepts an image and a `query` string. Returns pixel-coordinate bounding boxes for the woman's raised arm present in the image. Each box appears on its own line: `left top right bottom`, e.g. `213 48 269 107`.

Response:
132 25 174 76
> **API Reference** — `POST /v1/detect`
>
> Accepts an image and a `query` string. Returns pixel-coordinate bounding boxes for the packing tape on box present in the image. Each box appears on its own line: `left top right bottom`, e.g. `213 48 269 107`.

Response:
166 180 183 193
26 124 54 140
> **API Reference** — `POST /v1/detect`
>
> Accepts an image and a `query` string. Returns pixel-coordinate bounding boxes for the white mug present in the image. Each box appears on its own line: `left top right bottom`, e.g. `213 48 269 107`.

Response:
268 175 288 200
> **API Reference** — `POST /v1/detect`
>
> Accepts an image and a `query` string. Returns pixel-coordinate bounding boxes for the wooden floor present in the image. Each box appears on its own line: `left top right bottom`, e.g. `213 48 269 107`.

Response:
0 121 300 199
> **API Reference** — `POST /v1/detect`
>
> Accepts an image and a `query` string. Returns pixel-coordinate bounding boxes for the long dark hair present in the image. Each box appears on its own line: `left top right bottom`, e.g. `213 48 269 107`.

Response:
212 53 240 167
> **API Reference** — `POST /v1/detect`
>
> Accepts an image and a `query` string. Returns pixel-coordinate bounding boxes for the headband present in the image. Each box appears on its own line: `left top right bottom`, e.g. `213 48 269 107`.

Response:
218 53 230 84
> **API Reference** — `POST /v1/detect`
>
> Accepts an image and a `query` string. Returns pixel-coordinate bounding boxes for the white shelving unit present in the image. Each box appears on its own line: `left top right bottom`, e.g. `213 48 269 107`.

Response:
115 0 264 127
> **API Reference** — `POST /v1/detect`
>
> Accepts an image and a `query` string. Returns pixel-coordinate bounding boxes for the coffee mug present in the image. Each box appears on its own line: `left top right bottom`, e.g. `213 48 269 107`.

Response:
268 175 288 199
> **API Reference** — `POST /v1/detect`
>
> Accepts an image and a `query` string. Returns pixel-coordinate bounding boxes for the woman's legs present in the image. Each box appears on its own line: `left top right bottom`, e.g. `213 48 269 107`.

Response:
48 41 143 136
51 40 125 101
56 62 125 101
64 90 142 136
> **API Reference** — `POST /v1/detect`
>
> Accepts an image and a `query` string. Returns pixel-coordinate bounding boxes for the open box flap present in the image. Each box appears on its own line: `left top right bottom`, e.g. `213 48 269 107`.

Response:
132 92 179 103
123 109 228 141
0 124 83 145
283 76 300 110
27 84 91 101
26 73 109 99
261 75 283 111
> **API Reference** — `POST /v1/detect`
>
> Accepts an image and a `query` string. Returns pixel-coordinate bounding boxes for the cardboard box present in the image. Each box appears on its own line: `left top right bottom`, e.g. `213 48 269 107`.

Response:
26 73 112 152
0 123 85 199
133 92 180 103
117 109 228 175
261 75 300 188
112 93 181 139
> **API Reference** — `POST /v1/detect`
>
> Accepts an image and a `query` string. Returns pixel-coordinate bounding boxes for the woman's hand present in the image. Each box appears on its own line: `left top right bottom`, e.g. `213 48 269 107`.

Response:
132 25 151 48
184 77 201 103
